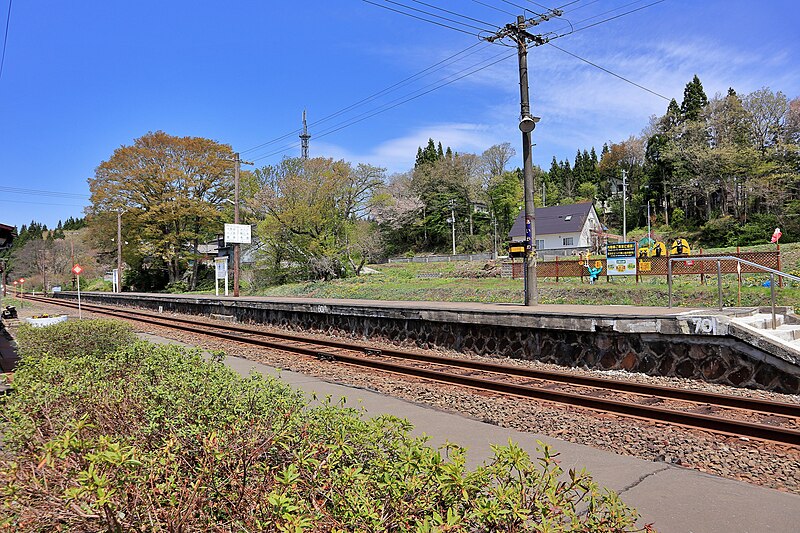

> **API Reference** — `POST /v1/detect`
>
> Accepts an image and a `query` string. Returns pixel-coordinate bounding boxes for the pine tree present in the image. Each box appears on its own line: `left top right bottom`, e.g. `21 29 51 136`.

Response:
680 75 709 121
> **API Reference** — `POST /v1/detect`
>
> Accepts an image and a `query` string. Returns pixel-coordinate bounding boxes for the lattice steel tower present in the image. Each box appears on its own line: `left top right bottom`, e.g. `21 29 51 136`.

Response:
299 110 311 159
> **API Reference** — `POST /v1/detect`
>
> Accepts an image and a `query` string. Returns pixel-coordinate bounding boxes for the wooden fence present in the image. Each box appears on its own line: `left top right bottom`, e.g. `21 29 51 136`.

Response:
506 250 781 281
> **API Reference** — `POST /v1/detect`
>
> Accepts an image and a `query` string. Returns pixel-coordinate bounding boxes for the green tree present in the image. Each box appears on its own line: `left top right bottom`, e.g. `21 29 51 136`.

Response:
252 157 385 281
88 131 235 289
680 74 709 121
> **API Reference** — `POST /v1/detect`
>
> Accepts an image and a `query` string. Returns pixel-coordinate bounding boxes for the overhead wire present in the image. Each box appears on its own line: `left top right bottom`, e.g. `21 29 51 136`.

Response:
249 0 669 164
250 49 517 163
361 0 483 36
406 0 502 29
374 0 498 32
0 0 12 81
0 186 90 199
545 42 670 101
470 0 516 17
241 41 491 155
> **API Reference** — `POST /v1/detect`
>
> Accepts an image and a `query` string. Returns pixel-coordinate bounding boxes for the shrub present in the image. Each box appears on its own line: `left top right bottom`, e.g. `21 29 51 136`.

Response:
1 320 642 531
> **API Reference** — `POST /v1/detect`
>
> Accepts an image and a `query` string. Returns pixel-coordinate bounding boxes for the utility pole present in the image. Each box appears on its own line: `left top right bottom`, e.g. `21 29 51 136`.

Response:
622 169 628 242
117 208 123 292
232 152 254 297
485 10 560 305
300 110 311 160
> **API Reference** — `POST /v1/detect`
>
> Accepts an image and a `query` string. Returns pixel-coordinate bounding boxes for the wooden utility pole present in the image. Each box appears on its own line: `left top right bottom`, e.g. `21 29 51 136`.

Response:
234 152 241 297
117 209 123 292
484 10 560 305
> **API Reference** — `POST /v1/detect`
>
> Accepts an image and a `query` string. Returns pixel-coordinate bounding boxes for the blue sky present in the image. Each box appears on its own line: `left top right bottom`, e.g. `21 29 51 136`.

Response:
1 0 798 229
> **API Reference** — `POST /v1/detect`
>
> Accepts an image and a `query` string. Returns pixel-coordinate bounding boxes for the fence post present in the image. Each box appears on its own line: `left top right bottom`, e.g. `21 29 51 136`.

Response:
717 260 723 310
668 259 673 308
555 256 559 282
700 248 705 285
777 243 783 288
770 273 777 328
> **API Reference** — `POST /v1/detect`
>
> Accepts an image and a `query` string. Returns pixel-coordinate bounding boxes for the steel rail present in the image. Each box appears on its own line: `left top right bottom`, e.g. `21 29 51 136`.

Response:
30 295 800 417
24 295 800 445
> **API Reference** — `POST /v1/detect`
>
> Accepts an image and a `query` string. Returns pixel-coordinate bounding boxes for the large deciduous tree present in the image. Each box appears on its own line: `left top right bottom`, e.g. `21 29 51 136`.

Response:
88 131 235 289
252 157 385 281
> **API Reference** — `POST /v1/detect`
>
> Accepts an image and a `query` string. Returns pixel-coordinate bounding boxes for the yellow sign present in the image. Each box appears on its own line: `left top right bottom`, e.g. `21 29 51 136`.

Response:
595 260 603 269
639 261 652 271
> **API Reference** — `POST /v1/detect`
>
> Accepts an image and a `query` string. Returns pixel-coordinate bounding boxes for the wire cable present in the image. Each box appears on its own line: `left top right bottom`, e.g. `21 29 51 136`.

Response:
551 0 667 38
546 42 670 101
471 0 516 16
0 0 12 81
0 186 90 199
241 41 491 154
362 0 482 36
250 50 517 163
407 0 501 29
377 0 498 32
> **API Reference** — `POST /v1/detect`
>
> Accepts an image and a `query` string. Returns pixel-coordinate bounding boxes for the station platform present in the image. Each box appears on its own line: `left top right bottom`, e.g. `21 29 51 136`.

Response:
138 331 800 533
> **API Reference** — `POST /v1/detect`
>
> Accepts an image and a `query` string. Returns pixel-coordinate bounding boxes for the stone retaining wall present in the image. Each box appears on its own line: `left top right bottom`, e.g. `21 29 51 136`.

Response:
59 293 800 395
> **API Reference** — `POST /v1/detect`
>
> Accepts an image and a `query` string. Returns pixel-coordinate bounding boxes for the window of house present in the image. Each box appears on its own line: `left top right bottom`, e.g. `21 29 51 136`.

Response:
535 239 544 250
563 237 574 246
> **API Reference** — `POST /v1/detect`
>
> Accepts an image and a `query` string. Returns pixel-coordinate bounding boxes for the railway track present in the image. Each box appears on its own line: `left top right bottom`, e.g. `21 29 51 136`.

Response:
23 295 800 446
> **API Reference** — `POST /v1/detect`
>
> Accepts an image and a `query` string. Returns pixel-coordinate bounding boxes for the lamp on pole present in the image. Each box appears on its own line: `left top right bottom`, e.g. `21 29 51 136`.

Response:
448 200 456 255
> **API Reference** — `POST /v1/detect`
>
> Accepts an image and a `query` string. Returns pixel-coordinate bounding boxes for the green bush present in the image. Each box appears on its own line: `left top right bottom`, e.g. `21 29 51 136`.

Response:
1 320 642 531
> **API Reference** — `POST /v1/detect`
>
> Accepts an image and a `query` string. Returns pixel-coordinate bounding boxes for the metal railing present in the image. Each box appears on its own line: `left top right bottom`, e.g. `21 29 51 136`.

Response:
668 255 800 328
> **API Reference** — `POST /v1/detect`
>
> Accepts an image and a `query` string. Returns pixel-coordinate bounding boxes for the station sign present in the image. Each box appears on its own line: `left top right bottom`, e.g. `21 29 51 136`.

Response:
224 223 251 244
214 257 229 280
606 242 637 276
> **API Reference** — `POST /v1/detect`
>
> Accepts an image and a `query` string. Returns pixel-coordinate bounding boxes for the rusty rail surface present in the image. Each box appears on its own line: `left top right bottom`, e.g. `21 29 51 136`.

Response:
23 295 800 446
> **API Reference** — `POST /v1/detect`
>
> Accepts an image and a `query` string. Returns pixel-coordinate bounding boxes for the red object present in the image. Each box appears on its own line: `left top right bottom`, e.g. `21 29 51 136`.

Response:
19 278 25 283
72 264 83 275
685 260 694 266
12 281 17 285
771 228 782 243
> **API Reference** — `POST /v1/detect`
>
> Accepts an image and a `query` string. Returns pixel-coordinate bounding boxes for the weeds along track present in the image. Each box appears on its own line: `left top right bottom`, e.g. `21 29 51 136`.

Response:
25 295 800 446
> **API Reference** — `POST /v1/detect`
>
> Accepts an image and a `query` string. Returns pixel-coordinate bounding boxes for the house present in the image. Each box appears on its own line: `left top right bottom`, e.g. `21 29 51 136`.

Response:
0 223 14 251
507 202 603 257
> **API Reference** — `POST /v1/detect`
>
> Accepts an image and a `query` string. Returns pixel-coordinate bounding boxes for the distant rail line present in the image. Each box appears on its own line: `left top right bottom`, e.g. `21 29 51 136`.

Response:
23 294 800 446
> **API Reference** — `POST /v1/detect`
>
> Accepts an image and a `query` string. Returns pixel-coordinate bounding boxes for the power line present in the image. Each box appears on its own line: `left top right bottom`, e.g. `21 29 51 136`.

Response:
0 198 87 208
251 49 517 163
361 0 481 36
241 41 490 155
470 0 515 17
0 186 90 199
375 0 498 33
546 42 670 101
0 0 12 81
551 0 667 38
407 0 501 29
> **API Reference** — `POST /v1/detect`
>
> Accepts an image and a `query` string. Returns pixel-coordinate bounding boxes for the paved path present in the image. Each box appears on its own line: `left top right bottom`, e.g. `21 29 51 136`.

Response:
141 332 800 533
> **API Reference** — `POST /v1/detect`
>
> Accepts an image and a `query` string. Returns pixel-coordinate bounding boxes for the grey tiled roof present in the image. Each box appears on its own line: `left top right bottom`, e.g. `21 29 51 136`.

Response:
508 202 594 239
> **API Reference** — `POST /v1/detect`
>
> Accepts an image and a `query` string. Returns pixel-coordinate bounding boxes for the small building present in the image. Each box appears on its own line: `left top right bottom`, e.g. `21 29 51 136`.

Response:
0 223 15 251
507 202 603 258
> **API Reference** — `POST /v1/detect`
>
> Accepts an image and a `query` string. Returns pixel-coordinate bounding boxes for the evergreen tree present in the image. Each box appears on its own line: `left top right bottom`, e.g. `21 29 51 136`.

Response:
680 75 709 121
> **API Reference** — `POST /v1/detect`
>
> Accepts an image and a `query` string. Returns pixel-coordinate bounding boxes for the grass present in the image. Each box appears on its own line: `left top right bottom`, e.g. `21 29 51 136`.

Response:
252 243 800 311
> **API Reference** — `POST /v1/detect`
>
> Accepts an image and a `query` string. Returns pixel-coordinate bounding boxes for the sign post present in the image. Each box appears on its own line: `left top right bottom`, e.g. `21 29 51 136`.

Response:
606 242 638 277
72 264 83 319
224 223 251 297
214 257 229 296
19 278 25 308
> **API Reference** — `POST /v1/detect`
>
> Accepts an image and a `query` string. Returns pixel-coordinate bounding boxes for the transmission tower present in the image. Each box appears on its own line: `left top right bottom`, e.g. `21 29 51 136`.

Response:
299 109 311 159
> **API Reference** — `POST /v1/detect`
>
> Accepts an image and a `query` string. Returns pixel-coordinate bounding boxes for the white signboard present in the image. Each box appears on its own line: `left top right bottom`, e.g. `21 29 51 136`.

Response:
214 257 229 280
224 223 252 244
